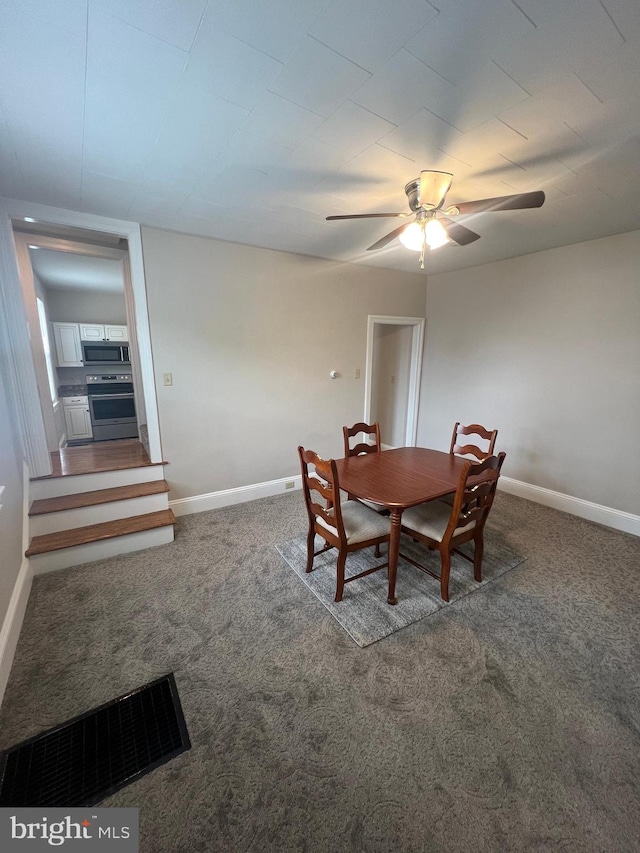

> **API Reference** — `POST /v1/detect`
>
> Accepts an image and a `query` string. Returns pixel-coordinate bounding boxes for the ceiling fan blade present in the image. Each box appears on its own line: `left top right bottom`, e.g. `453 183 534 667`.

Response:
367 223 412 251
449 190 545 216
439 215 481 246
326 212 408 220
419 170 453 209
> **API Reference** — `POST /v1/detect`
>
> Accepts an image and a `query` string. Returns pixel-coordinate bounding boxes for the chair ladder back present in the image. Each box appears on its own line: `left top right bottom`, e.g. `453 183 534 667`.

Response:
450 422 498 461
343 422 381 457
446 453 505 539
298 447 344 537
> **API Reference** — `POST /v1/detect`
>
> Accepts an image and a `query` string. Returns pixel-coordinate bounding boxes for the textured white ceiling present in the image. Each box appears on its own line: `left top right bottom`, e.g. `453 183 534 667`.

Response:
1 0 639 275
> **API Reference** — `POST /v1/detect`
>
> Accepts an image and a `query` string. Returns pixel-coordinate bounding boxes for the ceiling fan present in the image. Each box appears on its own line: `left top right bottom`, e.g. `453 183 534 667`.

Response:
326 170 545 269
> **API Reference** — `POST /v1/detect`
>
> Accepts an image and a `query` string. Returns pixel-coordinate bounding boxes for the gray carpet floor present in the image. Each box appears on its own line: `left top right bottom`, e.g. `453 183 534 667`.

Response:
1 492 639 852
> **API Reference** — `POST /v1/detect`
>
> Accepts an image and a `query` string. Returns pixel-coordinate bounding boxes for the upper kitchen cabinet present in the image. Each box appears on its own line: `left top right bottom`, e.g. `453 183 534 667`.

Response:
80 323 128 342
79 323 104 341
105 324 128 341
52 322 83 367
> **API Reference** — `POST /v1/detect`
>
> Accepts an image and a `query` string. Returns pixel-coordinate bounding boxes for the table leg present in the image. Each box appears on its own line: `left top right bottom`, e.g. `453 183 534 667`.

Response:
387 508 402 605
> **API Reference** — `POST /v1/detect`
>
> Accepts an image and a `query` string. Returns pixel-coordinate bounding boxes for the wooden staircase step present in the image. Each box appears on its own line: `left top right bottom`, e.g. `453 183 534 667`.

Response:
26 509 175 557
29 480 171 517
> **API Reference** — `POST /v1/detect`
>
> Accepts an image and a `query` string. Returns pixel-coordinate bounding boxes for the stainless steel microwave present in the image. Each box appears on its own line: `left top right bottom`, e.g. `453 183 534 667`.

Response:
81 341 130 365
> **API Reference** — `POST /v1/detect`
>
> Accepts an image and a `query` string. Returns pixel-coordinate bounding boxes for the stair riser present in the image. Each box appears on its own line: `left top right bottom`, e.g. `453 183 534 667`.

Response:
30 493 170 537
30 465 165 501
29 526 175 574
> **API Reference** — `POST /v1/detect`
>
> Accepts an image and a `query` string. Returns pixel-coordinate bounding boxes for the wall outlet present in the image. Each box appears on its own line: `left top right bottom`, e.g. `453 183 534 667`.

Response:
285 481 295 490
163 373 173 386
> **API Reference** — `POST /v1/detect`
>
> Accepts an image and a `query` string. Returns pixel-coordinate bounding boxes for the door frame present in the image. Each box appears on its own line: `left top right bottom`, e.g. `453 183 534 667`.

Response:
0 197 162 476
12 231 134 454
364 315 425 447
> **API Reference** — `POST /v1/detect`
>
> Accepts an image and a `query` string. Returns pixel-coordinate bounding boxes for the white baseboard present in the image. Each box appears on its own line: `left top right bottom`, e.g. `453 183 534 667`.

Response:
0 461 34 706
171 471 639 537
0 558 33 708
499 476 640 537
169 474 302 517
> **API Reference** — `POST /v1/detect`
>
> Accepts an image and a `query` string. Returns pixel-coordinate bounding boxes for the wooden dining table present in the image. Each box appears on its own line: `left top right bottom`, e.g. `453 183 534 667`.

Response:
334 447 471 605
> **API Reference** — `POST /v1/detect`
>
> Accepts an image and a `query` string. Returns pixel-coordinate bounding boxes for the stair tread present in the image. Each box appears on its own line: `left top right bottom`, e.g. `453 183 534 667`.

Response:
31 460 167 481
26 509 175 556
30 480 171 516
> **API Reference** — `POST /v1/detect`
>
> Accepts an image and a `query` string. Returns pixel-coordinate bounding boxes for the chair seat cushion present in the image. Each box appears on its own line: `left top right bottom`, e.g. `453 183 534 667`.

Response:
317 500 390 544
401 500 475 543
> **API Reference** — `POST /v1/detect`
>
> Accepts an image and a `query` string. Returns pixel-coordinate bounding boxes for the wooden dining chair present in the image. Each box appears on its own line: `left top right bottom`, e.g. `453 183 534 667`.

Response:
399 452 506 602
441 422 499 507
343 421 381 457
298 446 391 603
342 421 388 517
450 422 498 461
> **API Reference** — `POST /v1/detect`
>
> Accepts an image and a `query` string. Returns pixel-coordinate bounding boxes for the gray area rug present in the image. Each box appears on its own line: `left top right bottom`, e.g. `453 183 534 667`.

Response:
1 492 639 852
277 534 527 646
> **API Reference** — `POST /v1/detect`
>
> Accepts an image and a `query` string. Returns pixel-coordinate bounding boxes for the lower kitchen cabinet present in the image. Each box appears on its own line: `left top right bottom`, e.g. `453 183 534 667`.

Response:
62 396 93 441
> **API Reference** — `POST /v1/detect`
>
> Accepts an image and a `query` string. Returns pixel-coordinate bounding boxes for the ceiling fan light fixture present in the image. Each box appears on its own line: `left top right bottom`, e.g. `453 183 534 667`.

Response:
419 170 453 209
425 218 449 250
327 169 544 258
398 221 425 251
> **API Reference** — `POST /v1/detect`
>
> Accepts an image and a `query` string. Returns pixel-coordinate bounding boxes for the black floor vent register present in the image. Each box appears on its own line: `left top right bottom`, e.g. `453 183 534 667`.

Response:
0 673 190 807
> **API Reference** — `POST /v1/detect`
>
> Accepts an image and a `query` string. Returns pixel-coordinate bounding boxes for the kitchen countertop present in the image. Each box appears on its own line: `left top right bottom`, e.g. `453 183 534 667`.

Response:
58 385 88 397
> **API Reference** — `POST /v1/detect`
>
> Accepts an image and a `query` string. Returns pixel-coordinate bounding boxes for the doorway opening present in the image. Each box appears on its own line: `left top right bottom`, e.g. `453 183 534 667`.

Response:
13 229 143 454
0 199 162 477
364 315 425 449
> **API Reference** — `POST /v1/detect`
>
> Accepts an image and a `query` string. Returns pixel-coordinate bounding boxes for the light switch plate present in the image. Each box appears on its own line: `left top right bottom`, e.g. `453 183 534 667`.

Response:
163 373 173 386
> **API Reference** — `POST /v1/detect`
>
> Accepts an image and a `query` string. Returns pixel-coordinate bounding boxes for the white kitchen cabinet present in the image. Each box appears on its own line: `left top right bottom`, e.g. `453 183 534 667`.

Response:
105 324 128 341
62 396 93 440
52 322 83 367
79 323 105 341
79 323 128 342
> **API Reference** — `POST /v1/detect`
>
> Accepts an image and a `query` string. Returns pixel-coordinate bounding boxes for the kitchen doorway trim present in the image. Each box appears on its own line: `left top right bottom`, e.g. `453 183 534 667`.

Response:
0 197 162 477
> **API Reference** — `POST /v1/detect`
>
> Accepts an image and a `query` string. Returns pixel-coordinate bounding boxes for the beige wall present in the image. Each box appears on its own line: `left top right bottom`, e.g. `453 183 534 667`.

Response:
47 288 127 324
141 228 427 500
0 363 25 628
418 229 640 514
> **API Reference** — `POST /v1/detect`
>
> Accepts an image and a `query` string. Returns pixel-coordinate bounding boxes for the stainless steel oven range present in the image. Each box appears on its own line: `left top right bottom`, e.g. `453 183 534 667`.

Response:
86 373 138 441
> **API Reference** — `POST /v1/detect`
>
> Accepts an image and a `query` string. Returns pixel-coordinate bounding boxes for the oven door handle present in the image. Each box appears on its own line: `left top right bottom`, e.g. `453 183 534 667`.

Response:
89 393 134 400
